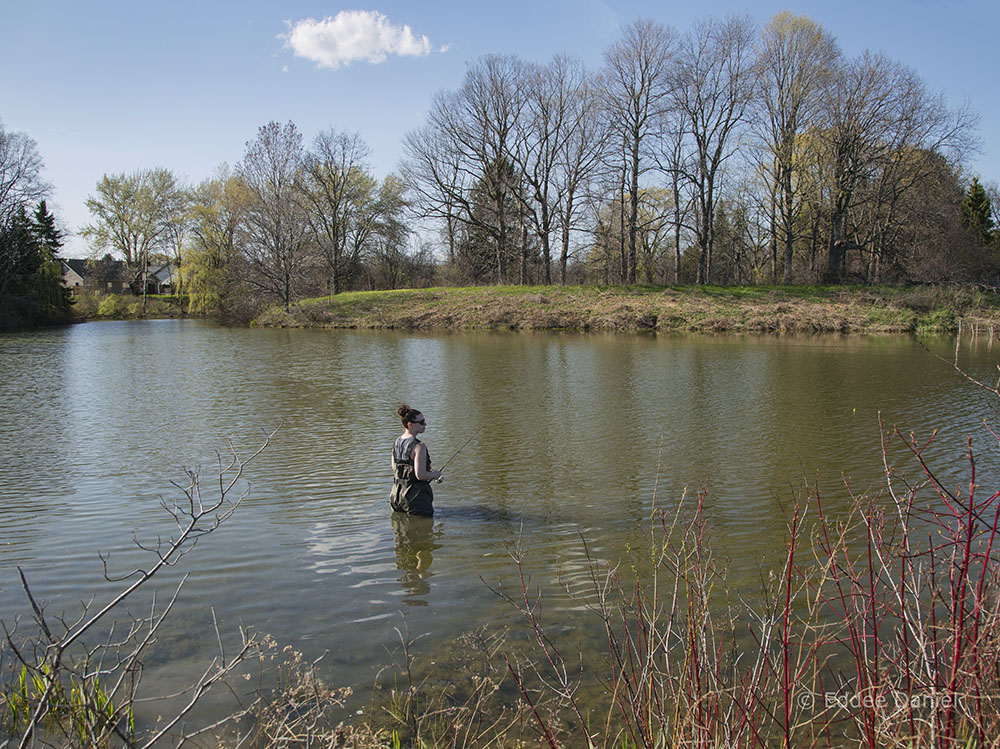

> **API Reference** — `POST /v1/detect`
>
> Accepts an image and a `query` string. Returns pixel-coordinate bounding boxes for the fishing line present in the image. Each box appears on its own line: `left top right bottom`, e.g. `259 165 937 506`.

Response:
435 424 486 482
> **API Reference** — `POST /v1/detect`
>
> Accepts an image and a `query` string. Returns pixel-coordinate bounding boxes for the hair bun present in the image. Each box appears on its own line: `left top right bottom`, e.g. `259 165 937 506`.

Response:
397 404 411 418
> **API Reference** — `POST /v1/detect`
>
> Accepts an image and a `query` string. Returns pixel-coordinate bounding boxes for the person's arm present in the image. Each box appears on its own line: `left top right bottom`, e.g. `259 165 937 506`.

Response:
412 443 442 481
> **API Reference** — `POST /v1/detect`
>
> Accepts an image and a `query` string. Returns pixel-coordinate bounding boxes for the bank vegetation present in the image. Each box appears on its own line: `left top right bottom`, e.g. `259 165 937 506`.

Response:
255 283 1000 335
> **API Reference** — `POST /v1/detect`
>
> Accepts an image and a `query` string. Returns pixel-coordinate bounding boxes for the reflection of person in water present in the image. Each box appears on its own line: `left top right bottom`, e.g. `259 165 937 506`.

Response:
390 512 441 606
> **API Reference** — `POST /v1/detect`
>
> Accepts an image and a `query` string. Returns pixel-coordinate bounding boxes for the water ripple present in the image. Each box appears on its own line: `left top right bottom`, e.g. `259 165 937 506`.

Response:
3 322 999 714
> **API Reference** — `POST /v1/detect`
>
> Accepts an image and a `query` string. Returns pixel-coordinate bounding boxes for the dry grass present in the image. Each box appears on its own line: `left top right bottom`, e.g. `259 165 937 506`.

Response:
259 285 1000 335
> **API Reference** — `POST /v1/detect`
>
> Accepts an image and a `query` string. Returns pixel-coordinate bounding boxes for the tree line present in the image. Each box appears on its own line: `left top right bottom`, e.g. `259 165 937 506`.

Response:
78 124 419 317
3 12 1000 324
404 12 996 288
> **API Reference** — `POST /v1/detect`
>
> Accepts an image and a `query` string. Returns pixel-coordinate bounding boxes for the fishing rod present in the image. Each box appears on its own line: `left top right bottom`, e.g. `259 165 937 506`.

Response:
435 424 485 482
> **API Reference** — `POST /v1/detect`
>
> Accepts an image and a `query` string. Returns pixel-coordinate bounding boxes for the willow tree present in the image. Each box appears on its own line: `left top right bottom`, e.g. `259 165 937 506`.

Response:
185 165 251 315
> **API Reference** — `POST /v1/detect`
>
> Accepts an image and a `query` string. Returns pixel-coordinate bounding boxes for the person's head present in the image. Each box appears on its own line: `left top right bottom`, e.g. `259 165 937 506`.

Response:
397 404 426 432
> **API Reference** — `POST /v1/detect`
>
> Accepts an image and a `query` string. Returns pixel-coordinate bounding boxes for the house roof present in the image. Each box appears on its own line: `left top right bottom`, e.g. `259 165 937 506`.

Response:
149 263 177 283
62 258 127 280
63 258 89 276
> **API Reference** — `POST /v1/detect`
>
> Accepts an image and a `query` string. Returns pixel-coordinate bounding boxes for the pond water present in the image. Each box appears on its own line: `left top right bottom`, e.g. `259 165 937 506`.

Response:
2 320 999 728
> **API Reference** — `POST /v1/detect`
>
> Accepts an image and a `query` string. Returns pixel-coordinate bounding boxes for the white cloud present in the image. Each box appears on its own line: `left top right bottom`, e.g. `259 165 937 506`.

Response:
282 10 438 70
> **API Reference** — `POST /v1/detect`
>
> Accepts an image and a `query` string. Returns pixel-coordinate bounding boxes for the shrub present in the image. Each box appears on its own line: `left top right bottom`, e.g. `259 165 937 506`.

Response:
95 293 127 318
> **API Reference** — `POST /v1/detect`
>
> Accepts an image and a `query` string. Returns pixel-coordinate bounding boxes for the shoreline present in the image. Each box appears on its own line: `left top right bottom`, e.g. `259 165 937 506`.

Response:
252 284 1000 335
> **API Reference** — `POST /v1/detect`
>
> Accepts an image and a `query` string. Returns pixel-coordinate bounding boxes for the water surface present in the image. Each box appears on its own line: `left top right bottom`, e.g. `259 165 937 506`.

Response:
2 320 998 720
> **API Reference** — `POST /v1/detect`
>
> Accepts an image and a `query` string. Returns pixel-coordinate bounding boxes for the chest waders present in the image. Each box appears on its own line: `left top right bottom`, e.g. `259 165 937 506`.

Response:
390 435 434 516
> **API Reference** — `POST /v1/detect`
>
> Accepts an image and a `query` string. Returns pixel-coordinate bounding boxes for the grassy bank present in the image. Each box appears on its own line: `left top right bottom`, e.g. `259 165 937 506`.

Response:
256 284 1000 334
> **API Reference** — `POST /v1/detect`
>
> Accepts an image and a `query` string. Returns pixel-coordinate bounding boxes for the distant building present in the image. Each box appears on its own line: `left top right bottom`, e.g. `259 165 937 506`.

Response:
145 263 178 295
60 258 130 295
59 258 181 296
60 259 87 292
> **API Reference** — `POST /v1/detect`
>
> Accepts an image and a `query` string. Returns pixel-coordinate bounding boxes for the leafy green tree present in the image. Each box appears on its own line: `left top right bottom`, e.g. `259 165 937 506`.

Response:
80 168 187 305
960 177 996 247
184 167 251 315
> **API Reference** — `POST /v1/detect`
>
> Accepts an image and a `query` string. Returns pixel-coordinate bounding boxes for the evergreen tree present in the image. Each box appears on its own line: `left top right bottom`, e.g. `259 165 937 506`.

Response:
32 200 71 311
960 178 996 246
0 202 71 322
31 199 63 258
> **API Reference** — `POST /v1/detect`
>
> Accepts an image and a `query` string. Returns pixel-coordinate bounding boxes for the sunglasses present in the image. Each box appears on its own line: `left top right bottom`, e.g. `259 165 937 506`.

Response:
412 419 426 425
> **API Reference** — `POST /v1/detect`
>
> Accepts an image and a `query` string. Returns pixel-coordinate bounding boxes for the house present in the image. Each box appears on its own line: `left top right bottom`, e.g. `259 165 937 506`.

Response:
60 258 130 295
144 263 178 295
60 259 86 293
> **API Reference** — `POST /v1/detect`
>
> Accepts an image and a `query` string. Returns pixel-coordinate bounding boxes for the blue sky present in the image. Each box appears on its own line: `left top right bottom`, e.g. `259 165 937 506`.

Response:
2 0 997 257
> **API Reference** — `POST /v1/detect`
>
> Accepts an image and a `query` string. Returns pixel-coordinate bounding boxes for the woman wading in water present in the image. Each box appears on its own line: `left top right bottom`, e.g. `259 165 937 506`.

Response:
390 405 442 516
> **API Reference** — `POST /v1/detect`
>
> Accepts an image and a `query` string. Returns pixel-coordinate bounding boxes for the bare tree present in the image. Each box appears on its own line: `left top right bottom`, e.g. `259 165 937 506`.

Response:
554 62 608 285
403 55 526 283
602 19 678 283
510 56 605 285
301 130 373 295
818 53 975 280
401 123 463 265
511 58 562 285
654 120 697 282
0 122 49 230
3 431 276 748
237 121 310 311
862 79 977 280
673 14 758 284
753 11 839 283
452 55 526 283
819 53 900 280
